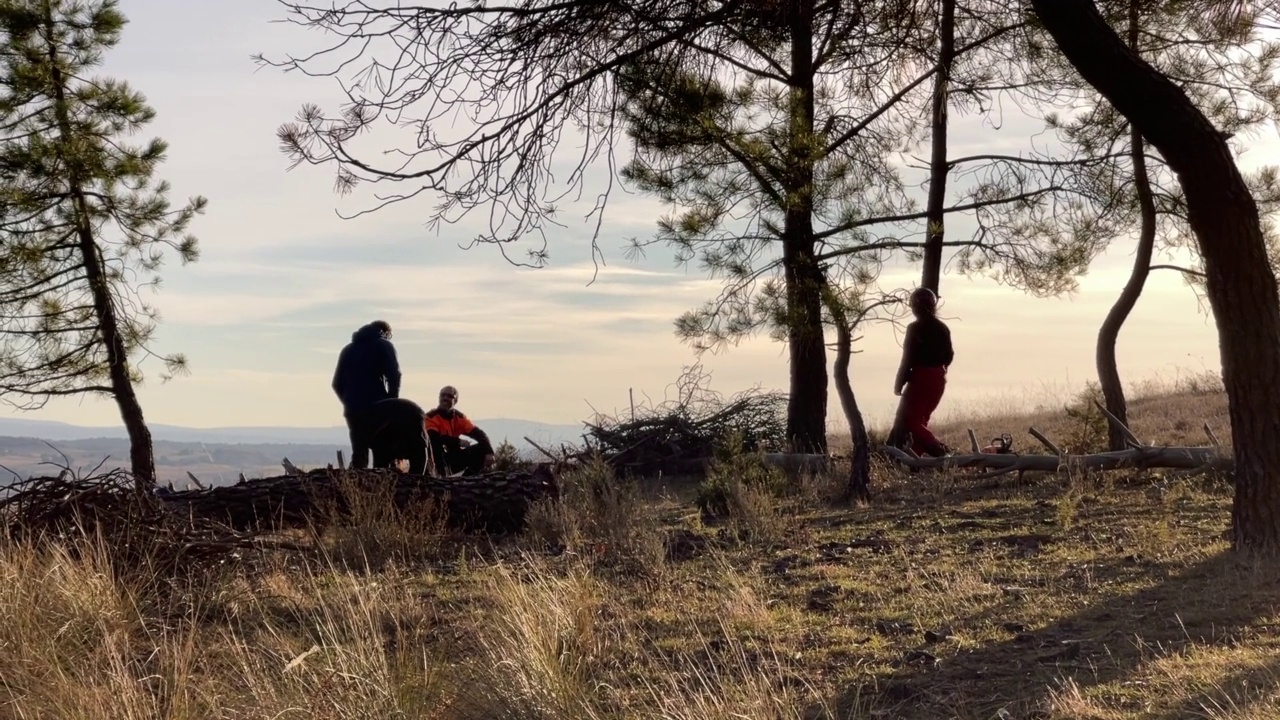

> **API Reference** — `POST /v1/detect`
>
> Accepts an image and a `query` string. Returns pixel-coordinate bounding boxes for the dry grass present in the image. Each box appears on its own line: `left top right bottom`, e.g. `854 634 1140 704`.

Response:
2 378 1279 719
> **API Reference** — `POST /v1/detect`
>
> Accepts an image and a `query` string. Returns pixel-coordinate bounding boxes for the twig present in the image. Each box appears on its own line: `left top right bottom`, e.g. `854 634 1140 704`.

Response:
524 436 560 462
1028 426 1063 456
336 449 346 471
1203 422 1221 447
1167 463 1217 479
968 466 1021 480
967 428 980 453
1092 400 1145 448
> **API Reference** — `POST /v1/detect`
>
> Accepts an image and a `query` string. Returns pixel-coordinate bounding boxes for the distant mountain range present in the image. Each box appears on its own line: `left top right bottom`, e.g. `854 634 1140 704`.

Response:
0 416 585 486
0 416 584 448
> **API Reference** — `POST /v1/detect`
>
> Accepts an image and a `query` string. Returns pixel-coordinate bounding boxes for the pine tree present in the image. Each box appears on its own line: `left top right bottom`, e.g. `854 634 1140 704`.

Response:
0 0 205 488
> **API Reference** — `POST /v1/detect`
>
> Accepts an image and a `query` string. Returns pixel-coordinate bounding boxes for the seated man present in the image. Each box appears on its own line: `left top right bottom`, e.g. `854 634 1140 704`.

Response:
425 385 495 476
364 397 430 475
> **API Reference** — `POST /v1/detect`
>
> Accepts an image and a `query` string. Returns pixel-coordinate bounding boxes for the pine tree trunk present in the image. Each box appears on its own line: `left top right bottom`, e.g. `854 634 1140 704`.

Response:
1033 0 1280 555
43 5 156 489
891 0 956 451
823 291 871 502
921 0 955 294
782 0 828 454
1096 0 1155 453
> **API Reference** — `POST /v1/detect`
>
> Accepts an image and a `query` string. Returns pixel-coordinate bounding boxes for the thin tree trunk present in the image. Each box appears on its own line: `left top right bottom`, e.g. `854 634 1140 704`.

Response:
1032 0 1280 555
921 0 955 294
782 0 828 454
823 291 871 502
1096 0 1156 453
890 0 955 452
43 4 156 489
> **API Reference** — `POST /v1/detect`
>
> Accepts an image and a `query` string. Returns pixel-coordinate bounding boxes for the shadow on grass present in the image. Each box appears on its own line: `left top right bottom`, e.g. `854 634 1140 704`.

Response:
822 548 1280 719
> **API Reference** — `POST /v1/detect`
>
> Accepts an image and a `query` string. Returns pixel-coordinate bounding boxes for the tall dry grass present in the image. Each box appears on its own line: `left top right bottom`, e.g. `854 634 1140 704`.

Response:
2 379 1269 720
0 461 844 720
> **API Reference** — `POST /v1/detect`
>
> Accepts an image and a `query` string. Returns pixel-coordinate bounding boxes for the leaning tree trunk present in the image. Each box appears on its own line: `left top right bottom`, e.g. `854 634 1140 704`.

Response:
1096 0 1157 453
782 0 828 454
45 9 155 489
823 291 871 502
1032 0 1280 555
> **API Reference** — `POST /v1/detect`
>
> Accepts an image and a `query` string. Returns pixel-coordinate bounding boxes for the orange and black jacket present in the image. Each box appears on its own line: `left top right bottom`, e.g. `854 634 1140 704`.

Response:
424 408 493 452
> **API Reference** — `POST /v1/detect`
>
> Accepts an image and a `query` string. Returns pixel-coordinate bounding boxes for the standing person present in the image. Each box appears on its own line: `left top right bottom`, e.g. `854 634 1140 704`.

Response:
366 397 430 475
425 385 496 476
893 288 954 458
331 320 402 469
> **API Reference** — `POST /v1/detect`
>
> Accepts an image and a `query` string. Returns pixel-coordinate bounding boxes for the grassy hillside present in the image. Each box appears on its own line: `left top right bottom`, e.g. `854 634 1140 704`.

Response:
2 378 1274 719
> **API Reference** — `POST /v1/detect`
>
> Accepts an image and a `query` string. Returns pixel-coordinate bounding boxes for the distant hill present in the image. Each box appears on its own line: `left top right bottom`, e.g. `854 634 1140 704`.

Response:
0 416 584 487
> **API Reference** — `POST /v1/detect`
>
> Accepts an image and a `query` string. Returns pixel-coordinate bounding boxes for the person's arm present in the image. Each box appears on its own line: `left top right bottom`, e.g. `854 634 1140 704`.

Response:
942 325 955 367
467 425 494 455
331 358 344 399
456 415 493 454
894 324 918 395
382 342 402 398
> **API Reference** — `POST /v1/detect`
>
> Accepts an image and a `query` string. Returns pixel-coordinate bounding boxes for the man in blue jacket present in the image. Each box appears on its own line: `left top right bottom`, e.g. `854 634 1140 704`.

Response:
332 320 402 469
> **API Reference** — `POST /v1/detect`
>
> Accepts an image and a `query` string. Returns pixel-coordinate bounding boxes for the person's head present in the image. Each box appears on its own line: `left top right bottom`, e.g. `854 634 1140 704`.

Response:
437 385 459 411
909 287 938 318
370 320 392 339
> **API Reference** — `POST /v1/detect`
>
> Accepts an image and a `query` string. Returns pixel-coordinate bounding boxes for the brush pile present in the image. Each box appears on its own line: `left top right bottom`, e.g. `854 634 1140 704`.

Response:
582 365 788 476
0 468 260 583
0 464 560 582
160 465 560 534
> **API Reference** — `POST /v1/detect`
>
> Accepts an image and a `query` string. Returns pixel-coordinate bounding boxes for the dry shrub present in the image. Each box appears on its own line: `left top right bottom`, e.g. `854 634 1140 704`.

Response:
695 444 788 546
1062 382 1109 454
311 471 451 572
522 455 666 577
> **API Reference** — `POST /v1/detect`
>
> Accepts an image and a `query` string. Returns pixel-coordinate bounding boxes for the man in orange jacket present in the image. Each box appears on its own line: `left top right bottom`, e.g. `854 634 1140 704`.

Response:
425 385 496 476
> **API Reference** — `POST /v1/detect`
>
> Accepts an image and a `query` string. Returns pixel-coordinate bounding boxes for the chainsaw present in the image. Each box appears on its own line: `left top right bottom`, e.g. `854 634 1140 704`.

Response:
980 433 1014 455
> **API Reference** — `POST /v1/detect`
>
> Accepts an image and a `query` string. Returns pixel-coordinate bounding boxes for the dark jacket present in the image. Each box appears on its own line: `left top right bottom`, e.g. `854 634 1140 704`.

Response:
332 323 402 417
894 315 954 393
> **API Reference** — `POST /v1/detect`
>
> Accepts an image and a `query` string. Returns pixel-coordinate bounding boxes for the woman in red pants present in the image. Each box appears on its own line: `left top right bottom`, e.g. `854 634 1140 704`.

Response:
893 288 954 457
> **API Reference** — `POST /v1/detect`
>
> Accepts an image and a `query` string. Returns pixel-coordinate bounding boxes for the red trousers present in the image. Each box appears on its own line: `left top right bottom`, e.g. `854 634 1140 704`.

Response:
900 366 948 457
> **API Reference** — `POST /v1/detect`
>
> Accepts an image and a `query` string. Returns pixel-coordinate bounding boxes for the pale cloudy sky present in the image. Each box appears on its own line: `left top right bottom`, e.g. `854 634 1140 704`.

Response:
6 0 1276 432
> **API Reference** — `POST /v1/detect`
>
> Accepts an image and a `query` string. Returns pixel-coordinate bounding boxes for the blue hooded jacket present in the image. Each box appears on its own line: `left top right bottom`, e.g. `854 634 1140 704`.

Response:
332 323 402 417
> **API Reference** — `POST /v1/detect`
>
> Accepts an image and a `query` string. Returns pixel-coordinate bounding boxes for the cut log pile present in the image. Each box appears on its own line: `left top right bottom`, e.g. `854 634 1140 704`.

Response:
881 400 1232 480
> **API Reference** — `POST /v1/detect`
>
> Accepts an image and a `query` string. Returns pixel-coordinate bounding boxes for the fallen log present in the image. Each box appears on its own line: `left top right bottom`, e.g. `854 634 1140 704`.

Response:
880 440 1228 479
159 466 560 534
880 444 1231 478
882 408 1233 481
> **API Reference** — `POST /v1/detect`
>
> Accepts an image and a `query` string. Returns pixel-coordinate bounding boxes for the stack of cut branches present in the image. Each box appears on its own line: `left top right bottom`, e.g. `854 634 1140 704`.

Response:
0 469 261 583
582 367 788 476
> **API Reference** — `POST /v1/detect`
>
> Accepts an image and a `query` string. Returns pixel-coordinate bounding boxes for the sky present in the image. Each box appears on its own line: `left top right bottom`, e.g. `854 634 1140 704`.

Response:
4 0 1277 432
